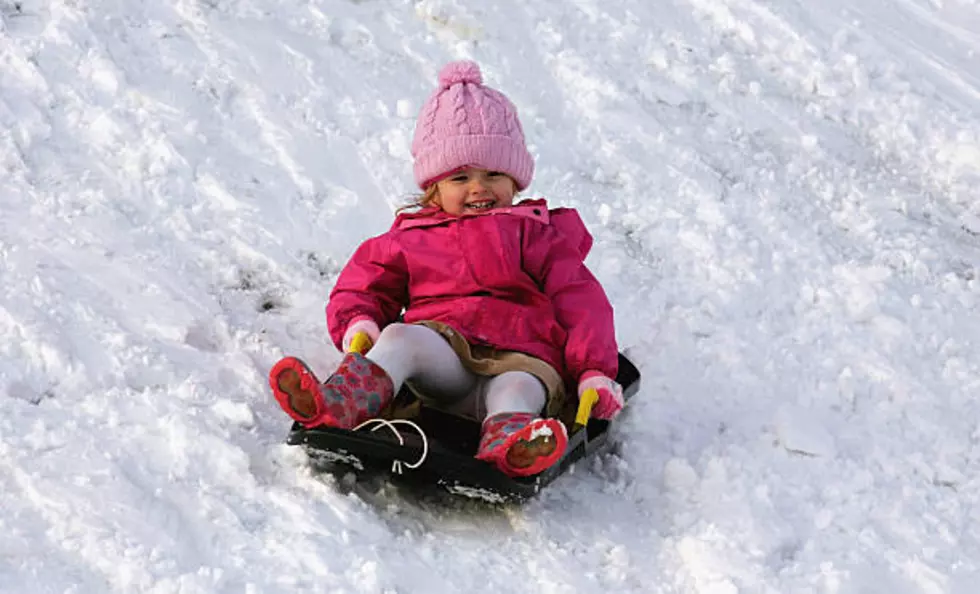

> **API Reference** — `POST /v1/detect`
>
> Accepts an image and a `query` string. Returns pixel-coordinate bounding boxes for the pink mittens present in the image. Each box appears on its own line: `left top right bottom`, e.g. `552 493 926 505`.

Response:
342 318 381 353
577 371 625 420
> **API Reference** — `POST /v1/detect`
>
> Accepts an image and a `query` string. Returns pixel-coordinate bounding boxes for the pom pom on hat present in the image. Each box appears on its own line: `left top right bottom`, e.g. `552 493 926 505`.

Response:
438 60 483 88
412 61 535 190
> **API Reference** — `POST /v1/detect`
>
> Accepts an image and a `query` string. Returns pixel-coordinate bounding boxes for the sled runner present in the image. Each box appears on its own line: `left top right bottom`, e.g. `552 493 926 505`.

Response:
285 353 641 503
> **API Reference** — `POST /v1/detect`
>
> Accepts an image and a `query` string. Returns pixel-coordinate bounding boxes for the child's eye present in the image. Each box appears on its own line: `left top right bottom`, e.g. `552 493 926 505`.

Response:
487 171 503 177
450 175 468 182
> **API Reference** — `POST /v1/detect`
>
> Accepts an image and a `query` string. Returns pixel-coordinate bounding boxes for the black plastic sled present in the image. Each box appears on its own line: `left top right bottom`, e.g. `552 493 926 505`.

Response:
286 353 641 503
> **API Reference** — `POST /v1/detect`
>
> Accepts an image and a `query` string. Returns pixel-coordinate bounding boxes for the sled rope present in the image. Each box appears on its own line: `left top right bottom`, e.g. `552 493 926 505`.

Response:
352 418 429 474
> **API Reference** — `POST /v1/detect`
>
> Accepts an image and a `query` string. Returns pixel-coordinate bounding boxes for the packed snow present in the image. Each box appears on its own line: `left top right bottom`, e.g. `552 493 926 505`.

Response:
2 0 980 592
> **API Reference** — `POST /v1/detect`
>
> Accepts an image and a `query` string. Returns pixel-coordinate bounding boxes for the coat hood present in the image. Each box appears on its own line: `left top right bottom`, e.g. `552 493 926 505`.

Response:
392 199 593 260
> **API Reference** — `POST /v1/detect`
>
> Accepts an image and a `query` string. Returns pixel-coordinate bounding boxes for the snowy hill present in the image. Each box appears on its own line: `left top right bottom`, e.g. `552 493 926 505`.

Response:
2 0 979 592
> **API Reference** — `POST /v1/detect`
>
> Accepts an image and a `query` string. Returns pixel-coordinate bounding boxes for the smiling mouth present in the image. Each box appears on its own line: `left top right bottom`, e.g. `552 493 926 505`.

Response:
465 201 495 211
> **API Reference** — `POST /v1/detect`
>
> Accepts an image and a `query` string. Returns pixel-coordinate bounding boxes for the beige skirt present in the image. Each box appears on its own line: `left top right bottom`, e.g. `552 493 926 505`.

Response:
408 320 567 419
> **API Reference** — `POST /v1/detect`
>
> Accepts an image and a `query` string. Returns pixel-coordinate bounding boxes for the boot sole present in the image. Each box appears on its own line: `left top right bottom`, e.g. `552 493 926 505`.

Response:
276 368 317 419
505 434 558 469
269 357 324 426
496 419 568 477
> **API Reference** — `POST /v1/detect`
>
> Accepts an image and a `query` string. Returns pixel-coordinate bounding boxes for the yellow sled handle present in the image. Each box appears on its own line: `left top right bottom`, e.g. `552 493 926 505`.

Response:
575 387 599 429
347 331 373 355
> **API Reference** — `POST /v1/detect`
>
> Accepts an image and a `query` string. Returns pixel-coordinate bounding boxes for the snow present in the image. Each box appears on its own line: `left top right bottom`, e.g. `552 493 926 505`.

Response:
2 0 980 591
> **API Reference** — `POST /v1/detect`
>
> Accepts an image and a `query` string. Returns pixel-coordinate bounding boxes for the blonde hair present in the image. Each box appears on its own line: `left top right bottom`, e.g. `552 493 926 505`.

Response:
396 184 440 214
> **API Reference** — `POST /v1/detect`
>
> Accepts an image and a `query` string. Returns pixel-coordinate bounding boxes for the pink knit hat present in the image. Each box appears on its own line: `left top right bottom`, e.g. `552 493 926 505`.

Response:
411 61 534 190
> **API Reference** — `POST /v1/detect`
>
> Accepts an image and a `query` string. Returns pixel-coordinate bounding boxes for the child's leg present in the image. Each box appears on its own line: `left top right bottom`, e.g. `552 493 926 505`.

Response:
483 371 547 417
270 352 394 429
270 323 478 429
367 323 478 402
476 371 567 477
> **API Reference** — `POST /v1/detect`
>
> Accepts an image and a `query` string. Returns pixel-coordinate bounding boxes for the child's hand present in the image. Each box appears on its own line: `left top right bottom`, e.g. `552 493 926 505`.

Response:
342 318 381 353
577 372 624 420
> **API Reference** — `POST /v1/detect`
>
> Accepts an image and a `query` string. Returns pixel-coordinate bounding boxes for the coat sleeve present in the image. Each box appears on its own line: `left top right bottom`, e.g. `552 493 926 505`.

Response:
523 212 619 383
326 233 408 351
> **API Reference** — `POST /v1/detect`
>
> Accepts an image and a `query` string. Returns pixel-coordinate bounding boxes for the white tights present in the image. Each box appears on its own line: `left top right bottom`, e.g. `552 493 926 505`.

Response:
364 323 546 420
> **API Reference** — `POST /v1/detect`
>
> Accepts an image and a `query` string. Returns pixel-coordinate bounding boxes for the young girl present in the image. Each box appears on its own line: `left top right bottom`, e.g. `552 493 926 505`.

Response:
269 60 623 477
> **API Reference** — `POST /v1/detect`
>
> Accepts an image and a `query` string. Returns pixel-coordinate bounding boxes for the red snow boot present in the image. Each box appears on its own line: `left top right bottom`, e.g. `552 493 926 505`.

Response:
475 412 568 477
269 353 394 429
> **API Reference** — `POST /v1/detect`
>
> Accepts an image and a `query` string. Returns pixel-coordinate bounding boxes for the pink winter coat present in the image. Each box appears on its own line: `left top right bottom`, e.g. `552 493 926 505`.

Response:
325 199 618 385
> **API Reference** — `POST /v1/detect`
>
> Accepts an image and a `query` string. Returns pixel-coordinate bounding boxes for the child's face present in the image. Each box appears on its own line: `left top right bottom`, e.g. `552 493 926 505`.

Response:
432 167 516 215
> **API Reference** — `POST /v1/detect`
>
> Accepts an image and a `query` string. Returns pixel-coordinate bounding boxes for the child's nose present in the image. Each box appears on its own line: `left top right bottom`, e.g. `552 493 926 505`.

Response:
468 177 490 193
